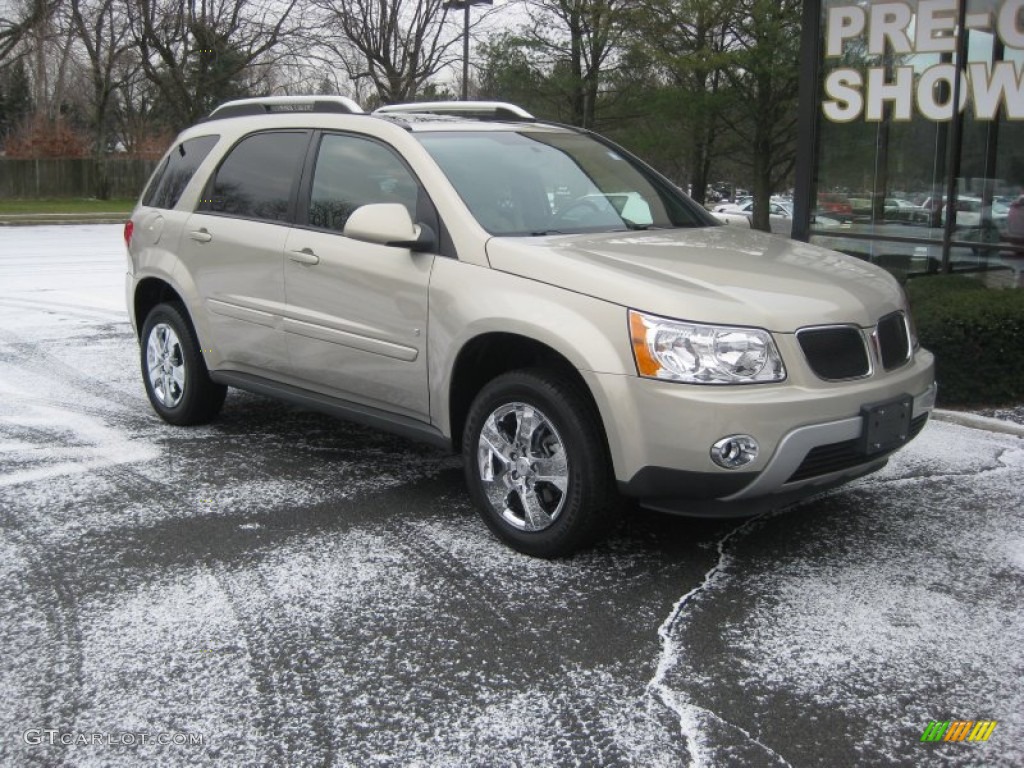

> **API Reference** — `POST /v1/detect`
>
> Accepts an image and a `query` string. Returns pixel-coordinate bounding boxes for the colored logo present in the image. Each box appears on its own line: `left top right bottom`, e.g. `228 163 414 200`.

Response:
920 720 997 742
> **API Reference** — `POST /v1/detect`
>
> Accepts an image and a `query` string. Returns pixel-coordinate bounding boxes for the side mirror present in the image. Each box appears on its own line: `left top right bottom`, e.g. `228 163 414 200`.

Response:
343 203 436 252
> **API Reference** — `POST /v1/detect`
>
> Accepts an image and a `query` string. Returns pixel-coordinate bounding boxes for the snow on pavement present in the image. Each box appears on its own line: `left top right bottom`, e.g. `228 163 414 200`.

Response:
1 224 1022 766
655 421 1023 766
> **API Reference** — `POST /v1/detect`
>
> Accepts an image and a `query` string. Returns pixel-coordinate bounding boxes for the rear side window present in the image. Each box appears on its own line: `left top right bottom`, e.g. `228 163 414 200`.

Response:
141 135 219 209
200 131 308 223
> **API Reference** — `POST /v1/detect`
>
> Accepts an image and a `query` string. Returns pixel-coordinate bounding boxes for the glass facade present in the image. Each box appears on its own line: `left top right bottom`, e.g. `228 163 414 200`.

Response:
795 0 1024 287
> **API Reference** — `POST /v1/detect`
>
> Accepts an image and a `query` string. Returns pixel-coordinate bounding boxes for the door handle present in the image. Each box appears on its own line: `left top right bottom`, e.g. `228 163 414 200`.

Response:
289 248 320 265
189 229 213 243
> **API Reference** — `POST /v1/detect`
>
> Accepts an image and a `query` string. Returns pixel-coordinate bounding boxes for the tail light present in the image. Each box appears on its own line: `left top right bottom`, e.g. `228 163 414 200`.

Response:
123 219 134 246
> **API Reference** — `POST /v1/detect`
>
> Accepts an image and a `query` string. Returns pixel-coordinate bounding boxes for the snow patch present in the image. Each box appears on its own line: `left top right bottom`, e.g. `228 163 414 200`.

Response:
651 423 1024 766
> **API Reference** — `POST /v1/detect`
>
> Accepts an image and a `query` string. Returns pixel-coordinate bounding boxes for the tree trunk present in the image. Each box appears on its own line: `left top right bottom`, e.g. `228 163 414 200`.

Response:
569 22 585 126
751 130 772 232
689 140 707 205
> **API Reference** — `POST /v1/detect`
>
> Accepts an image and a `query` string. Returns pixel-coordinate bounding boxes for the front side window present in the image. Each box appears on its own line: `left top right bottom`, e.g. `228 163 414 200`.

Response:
141 135 219 209
415 130 712 235
306 133 424 232
200 131 308 223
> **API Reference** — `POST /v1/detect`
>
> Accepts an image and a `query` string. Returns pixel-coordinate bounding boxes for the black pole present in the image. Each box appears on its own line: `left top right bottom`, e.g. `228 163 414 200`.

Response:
792 0 823 242
462 3 470 100
979 38 1005 266
940 2 970 272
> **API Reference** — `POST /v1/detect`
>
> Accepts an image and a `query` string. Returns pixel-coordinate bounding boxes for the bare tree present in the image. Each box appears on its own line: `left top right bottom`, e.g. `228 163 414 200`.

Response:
308 0 469 106
70 0 133 161
2 0 77 119
0 0 56 62
111 49 167 155
125 0 304 130
518 0 628 129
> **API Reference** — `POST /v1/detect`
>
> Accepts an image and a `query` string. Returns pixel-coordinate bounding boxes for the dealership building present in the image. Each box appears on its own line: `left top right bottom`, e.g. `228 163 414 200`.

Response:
791 0 1024 282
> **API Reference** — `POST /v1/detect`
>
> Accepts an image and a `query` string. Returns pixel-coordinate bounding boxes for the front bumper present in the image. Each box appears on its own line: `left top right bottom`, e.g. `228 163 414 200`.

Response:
583 349 936 517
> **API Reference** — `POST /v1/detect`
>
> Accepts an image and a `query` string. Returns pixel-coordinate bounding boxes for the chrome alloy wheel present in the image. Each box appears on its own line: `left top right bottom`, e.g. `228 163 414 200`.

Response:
146 322 186 408
476 402 569 532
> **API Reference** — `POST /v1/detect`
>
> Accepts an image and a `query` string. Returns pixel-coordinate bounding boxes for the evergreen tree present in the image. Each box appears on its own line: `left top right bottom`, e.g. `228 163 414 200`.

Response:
7 59 32 124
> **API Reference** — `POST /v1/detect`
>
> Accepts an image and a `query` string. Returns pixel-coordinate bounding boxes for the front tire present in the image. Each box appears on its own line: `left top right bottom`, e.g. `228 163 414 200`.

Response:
140 302 226 425
463 369 618 557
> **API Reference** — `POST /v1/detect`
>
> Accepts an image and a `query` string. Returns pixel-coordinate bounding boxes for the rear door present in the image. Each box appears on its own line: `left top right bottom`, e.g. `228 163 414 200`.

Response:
181 130 310 373
282 132 437 420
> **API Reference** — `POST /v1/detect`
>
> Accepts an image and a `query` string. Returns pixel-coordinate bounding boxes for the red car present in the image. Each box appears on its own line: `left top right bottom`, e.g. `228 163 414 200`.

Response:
818 192 853 219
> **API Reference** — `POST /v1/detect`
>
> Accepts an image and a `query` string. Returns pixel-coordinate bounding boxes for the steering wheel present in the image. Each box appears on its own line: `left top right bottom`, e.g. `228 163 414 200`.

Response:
554 197 605 224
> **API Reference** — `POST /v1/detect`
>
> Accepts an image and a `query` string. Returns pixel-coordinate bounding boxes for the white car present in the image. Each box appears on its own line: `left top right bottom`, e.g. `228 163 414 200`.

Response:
712 200 793 235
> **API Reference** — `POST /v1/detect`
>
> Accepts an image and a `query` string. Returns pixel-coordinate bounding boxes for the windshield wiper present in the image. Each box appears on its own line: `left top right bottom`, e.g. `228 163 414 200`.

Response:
623 218 675 231
621 217 649 230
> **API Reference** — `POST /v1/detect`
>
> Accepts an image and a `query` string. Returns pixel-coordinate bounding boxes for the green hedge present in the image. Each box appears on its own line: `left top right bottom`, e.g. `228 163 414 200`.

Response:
905 275 1024 405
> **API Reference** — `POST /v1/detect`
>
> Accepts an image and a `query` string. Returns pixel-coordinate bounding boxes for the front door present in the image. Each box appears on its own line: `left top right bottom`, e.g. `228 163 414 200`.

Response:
282 132 436 420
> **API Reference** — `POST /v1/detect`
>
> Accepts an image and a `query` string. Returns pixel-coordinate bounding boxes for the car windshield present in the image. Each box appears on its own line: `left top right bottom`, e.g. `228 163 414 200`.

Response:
415 130 711 236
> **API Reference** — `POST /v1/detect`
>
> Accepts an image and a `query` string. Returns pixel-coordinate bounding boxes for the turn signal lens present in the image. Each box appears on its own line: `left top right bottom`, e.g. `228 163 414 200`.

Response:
629 310 661 377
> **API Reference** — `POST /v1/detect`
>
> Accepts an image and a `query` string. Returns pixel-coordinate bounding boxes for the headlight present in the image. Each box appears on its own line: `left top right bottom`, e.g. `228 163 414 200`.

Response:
629 310 786 384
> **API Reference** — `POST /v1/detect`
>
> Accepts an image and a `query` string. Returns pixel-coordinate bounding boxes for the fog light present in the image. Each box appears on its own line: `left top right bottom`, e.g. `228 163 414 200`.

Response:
710 435 759 469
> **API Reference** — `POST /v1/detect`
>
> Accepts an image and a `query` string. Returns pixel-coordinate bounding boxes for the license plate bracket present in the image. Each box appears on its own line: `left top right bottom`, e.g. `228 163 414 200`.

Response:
860 395 913 455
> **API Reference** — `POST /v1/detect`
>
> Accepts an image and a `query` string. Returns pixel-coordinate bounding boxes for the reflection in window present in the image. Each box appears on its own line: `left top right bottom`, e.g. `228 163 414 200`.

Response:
416 131 703 235
142 135 218 209
203 132 308 222
308 134 420 232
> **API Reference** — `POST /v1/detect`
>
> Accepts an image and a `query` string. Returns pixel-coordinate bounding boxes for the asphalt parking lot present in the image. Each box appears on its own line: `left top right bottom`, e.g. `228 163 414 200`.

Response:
1 225 1021 767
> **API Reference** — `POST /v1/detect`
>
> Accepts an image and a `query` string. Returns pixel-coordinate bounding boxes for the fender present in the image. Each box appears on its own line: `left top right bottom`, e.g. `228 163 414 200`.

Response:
427 256 633 437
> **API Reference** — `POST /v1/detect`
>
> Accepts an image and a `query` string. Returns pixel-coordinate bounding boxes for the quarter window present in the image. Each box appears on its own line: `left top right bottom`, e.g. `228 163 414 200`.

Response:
141 135 218 209
201 132 308 223
307 134 423 232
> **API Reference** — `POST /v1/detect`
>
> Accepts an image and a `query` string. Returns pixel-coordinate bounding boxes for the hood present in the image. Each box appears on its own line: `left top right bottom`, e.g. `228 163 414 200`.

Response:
485 227 904 331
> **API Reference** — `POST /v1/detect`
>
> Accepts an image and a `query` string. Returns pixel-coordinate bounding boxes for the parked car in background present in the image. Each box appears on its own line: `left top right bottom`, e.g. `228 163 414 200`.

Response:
712 199 793 235
711 196 750 212
818 192 853 220
1007 195 1024 245
919 195 1009 232
712 211 752 228
884 198 918 212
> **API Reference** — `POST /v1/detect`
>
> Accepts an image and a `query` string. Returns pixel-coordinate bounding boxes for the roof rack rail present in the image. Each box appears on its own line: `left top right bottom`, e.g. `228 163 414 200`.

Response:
373 101 534 120
205 96 364 120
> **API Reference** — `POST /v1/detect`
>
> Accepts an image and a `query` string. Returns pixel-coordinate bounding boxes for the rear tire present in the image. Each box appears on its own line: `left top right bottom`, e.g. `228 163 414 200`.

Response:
140 302 226 425
462 368 618 557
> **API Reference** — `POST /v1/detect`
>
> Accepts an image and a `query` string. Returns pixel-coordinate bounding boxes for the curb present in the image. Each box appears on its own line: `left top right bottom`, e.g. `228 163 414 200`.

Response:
931 409 1024 437
0 214 128 226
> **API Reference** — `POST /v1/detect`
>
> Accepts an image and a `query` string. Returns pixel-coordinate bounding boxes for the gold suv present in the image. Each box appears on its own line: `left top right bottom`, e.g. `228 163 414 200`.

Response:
125 98 936 557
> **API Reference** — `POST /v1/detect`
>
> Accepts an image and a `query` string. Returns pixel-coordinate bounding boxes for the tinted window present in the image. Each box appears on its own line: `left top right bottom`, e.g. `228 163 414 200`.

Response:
202 132 308 222
141 135 218 209
307 134 422 232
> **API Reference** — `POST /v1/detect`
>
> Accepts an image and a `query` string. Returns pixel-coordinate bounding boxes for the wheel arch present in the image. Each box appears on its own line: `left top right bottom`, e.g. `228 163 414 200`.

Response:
133 277 185 339
447 332 609 456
